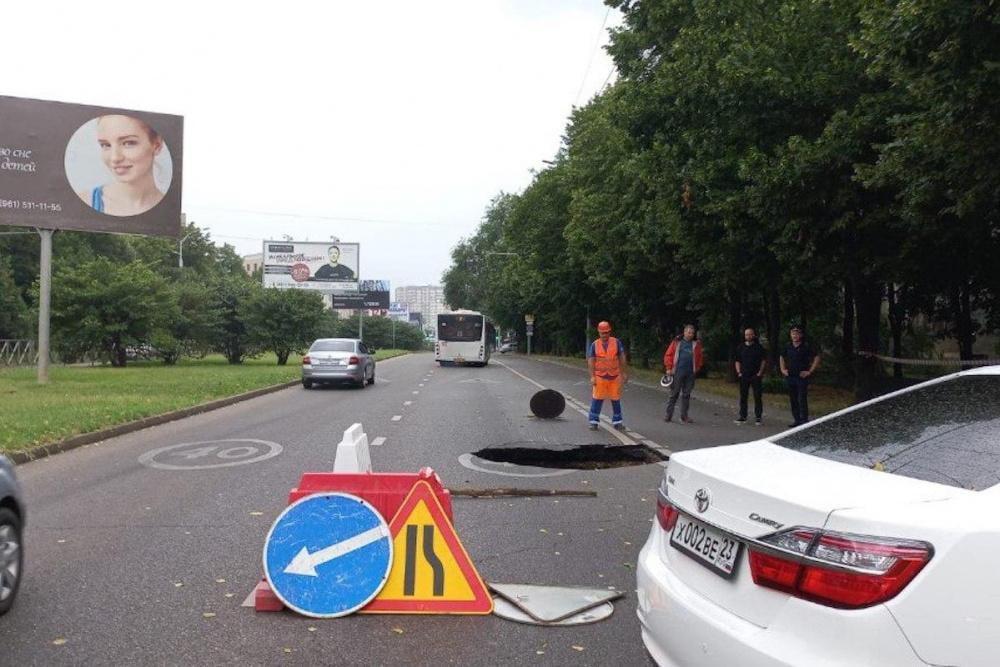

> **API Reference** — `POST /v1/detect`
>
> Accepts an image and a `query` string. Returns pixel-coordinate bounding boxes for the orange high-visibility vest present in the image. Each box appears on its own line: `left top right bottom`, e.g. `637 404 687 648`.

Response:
592 337 622 400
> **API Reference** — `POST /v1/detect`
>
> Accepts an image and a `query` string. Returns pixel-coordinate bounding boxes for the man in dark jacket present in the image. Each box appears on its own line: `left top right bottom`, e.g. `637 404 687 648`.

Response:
663 324 704 424
779 325 820 427
734 327 767 425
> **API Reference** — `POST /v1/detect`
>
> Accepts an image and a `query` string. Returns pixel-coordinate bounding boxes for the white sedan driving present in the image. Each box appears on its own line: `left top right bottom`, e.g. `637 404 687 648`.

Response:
637 366 1000 666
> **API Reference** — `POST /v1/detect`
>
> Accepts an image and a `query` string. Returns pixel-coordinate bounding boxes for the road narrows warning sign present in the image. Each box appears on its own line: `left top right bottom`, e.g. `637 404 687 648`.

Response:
361 480 493 614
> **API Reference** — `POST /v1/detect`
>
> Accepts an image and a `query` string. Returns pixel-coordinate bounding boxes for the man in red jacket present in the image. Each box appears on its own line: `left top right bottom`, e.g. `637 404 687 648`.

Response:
663 324 704 423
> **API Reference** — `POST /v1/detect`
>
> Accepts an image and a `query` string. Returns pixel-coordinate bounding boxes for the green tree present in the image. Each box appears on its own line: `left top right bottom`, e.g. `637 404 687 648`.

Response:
0 256 30 339
245 288 326 365
210 274 261 364
152 279 222 364
50 258 176 367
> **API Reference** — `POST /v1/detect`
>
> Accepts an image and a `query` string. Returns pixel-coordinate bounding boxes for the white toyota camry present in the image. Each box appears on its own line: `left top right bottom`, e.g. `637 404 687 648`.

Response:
637 366 1000 666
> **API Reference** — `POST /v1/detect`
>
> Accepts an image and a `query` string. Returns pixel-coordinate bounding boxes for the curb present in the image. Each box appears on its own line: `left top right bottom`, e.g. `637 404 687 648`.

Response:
9 352 413 465
8 379 300 465
8 352 413 465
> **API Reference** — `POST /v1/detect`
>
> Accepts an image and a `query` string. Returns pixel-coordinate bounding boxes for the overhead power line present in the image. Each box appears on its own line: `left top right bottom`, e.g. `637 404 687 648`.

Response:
573 7 612 108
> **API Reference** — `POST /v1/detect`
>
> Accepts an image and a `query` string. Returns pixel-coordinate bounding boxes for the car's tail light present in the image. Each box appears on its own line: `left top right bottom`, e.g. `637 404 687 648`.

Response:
656 488 679 532
349 356 360 365
748 528 932 608
302 355 311 365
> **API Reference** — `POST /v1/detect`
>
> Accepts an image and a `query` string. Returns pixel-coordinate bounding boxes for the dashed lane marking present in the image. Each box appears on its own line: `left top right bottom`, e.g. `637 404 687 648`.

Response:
391 415 402 422
371 437 387 447
404 401 413 406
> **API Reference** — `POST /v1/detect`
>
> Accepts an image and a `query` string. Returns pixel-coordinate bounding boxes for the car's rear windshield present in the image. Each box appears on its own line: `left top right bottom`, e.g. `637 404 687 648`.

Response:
438 315 483 342
310 341 355 352
773 375 1000 490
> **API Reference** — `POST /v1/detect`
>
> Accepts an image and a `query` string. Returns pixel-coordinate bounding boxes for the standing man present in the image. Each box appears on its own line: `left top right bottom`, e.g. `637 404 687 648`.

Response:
588 321 629 431
734 327 767 425
663 324 704 424
780 325 820 427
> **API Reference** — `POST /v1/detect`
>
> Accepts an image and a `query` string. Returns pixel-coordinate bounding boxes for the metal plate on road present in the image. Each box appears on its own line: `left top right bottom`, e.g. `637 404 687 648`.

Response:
138 439 283 470
492 597 614 626
489 583 623 622
263 492 392 618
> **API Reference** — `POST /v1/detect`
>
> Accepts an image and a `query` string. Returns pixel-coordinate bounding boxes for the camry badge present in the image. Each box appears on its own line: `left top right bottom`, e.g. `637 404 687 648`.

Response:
694 488 711 513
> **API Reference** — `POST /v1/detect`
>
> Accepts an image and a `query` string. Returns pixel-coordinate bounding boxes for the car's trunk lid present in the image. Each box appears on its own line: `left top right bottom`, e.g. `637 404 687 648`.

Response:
660 440 955 627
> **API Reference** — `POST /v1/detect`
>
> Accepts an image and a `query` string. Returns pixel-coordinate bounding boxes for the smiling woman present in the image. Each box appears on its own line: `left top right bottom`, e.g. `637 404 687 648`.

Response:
65 114 174 217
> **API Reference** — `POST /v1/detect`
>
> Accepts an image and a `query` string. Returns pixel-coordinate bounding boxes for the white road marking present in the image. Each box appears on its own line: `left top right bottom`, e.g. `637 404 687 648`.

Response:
403 401 413 406
458 453 576 478
391 415 402 422
419 383 424 387
138 439 283 471
412 390 420 395
494 359 668 450
371 437 386 447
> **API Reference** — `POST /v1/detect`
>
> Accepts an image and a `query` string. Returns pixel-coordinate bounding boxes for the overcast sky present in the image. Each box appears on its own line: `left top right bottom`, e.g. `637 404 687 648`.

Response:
6 1 620 290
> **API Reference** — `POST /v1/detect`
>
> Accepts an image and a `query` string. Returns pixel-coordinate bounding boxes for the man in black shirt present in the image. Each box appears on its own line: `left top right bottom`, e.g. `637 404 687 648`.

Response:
779 325 820 427
312 245 356 281
734 327 767 425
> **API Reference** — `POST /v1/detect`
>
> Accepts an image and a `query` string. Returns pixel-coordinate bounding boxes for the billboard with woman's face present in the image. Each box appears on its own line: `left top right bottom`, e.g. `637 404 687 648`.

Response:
0 95 183 237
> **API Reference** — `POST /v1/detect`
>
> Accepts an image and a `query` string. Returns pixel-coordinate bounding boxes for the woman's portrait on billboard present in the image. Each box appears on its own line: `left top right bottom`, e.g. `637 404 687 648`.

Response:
65 115 173 217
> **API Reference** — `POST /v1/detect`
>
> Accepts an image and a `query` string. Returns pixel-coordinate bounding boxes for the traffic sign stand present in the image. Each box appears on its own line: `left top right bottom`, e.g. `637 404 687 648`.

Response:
361 480 493 614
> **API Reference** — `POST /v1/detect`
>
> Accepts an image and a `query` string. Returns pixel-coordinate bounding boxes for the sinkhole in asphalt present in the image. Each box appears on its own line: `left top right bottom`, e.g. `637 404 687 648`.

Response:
471 443 667 470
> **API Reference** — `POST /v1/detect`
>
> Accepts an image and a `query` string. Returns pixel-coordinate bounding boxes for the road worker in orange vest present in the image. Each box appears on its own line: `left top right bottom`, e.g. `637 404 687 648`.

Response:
587 321 629 431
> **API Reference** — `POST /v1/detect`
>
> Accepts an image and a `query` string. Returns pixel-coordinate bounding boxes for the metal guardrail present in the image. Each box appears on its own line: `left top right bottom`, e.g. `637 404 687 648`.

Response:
0 339 36 366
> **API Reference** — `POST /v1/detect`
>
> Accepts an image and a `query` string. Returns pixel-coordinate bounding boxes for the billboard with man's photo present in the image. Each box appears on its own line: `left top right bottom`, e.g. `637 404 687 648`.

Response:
263 241 360 291
0 95 183 238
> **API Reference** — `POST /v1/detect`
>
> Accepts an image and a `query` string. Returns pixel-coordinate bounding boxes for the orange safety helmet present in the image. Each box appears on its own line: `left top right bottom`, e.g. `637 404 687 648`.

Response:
597 321 612 333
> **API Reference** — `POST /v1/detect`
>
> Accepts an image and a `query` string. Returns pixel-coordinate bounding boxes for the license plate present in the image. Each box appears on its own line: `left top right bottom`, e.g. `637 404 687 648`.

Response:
670 514 742 578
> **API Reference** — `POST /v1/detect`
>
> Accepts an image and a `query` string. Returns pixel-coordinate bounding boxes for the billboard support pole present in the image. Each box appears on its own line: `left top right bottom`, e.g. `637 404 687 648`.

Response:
358 309 363 340
37 228 53 384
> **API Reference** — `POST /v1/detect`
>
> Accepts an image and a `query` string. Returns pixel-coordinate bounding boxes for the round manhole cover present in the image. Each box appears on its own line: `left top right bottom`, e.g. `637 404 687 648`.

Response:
529 389 566 419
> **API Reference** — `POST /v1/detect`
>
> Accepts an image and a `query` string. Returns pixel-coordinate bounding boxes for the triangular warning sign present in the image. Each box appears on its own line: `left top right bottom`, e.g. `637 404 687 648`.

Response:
361 480 493 614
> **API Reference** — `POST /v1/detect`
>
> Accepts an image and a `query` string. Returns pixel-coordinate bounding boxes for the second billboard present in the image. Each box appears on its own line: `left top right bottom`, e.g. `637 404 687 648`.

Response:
263 241 359 291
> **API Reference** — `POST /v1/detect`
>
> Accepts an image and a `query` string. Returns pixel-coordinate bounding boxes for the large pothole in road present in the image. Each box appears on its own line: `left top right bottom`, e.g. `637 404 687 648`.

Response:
471 443 667 470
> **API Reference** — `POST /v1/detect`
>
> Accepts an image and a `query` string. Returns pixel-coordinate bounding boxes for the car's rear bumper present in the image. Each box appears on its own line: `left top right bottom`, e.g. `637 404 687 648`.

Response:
636 526 926 667
302 366 364 382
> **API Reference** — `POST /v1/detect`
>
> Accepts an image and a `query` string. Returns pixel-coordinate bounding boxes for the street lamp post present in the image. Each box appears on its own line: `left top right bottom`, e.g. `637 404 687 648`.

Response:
178 224 209 268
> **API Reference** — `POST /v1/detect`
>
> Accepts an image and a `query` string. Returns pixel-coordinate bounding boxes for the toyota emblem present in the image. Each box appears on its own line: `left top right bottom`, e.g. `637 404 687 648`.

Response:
694 488 711 513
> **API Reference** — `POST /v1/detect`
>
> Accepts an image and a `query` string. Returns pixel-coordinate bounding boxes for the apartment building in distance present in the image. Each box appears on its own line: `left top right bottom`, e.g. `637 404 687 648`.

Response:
394 285 448 332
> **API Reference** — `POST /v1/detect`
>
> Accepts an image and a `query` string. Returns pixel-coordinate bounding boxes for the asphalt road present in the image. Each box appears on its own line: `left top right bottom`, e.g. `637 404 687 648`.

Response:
3 352 785 666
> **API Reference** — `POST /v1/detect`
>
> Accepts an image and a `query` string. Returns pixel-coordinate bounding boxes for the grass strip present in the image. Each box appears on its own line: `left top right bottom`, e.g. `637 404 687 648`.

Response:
0 350 408 453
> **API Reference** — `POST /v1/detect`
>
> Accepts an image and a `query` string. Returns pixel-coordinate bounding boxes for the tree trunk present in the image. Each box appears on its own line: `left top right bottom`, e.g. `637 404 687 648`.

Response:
951 283 975 360
728 287 743 382
887 283 904 379
854 279 883 401
764 287 780 375
841 280 854 357
113 339 128 368
277 350 290 365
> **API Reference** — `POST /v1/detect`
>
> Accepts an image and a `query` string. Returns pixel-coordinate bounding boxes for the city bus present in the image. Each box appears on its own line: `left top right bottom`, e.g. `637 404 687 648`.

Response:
435 310 494 366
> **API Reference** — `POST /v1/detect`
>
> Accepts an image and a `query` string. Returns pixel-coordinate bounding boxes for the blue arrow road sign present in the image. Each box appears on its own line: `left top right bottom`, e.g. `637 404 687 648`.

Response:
263 492 393 618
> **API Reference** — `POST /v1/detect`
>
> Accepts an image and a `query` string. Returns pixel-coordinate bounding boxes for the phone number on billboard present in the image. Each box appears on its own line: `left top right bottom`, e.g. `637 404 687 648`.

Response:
0 199 63 212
